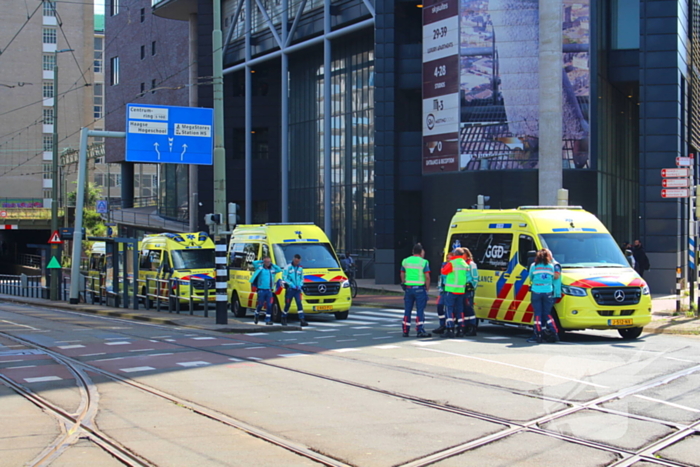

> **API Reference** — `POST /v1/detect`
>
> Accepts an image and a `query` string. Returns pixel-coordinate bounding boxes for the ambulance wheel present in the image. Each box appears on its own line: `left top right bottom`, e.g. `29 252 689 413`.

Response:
618 327 643 340
231 293 247 318
271 299 282 323
334 311 349 320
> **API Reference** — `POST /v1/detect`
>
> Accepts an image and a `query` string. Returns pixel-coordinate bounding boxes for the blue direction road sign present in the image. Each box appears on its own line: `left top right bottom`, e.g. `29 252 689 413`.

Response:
125 104 214 165
96 200 108 214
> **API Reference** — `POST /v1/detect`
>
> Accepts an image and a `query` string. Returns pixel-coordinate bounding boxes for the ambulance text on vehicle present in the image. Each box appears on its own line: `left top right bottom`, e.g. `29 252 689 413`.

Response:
443 206 652 339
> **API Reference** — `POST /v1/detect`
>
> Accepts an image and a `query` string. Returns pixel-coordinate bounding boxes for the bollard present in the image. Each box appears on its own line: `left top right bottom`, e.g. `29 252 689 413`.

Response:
203 280 210 318
175 279 181 314
215 239 228 324
676 267 682 314
189 280 194 316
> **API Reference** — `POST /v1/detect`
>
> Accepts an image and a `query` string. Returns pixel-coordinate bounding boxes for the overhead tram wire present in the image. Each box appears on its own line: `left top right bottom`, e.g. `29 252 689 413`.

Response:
0 1 41 60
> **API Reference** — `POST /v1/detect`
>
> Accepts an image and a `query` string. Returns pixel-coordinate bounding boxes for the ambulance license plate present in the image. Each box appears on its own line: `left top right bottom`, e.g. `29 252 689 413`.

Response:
314 305 333 311
609 319 633 326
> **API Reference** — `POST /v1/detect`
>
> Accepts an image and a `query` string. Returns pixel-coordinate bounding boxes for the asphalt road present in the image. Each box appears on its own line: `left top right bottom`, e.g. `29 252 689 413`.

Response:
1 302 699 467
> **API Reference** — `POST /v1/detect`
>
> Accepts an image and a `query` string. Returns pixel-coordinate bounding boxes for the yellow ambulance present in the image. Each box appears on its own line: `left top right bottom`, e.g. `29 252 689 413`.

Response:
227 223 352 321
444 206 652 339
138 232 216 308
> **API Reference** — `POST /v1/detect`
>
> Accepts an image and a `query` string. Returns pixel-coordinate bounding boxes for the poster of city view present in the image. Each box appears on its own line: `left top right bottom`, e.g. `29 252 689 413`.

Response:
459 0 590 170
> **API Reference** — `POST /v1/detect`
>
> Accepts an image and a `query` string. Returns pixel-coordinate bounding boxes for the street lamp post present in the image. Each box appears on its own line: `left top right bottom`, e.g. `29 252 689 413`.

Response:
50 48 73 301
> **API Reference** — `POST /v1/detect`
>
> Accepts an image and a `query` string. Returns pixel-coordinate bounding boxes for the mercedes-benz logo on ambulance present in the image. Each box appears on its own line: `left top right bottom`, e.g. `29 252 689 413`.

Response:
318 284 327 294
614 290 626 302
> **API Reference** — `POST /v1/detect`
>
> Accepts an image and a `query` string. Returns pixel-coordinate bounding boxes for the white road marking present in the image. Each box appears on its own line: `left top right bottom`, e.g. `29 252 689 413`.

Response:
347 315 394 322
373 336 392 340
0 359 24 363
245 333 269 336
315 336 336 339
80 353 106 357
192 337 216 340
94 357 125 362
249 357 263 361
58 345 85 349
228 358 244 362
299 342 318 345
337 339 356 342
483 336 509 340
282 331 305 334
420 348 609 388
120 366 156 373
353 333 372 336
149 353 174 357
412 341 442 346
7 365 37 369
0 320 40 331
165 339 176 342
333 348 359 353
24 376 62 383
129 349 154 352
105 341 131 346
351 326 372 330
221 343 245 346
243 346 265 350
665 356 694 363
312 329 337 332
634 395 700 413
374 345 400 349
307 322 343 327
279 353 307 358
177 361 210 367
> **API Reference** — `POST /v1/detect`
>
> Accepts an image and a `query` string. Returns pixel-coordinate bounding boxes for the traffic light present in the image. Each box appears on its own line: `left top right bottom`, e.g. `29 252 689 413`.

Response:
228 202 241 228
477 195 490 210
204 213 222 226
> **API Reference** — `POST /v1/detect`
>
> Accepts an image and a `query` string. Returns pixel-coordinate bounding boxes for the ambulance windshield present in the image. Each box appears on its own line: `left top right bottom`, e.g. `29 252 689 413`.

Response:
171 249 215 270
539 233 629 268
273 243 340 269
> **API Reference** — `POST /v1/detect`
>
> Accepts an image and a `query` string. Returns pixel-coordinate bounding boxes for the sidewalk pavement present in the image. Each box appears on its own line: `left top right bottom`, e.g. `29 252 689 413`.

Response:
354 279 700 336
0 294 300 333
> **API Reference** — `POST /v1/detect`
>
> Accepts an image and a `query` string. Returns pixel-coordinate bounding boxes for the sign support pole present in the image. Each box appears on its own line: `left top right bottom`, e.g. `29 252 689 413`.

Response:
213 0 228 324
69 129 126 304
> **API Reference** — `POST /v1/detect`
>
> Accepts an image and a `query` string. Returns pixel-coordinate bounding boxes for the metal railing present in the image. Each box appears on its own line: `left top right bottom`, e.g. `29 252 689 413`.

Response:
136 276 214 317
0 274 69 300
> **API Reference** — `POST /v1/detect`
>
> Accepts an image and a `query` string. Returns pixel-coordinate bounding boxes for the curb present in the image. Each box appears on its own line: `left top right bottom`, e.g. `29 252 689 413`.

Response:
0 295 298 333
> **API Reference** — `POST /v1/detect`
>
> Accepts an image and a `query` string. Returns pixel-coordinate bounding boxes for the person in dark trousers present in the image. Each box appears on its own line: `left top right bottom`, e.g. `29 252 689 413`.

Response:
527 248 561 344
250 256 282 325
282 254 308 326
400 243 432 338
433 251 454 335
632 239 650 278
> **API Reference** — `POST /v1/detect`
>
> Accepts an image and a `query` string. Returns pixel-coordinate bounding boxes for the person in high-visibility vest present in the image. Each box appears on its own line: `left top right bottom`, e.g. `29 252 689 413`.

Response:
433 250 454 335
440 247 468 339
463 248 479 336
527 248 561 343
400 243 432 338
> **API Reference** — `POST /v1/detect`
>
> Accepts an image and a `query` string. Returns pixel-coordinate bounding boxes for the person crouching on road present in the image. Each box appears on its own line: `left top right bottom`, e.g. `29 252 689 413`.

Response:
250 256 282 325
433 251 454 335
400 243 432 338
283 254 308 327
527 249 561 343
463 248 479 336
441 248 468 339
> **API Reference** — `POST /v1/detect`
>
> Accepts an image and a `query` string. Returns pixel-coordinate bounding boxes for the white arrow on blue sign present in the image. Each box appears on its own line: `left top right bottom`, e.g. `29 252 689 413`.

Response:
125 104 214 165
96 200 108 214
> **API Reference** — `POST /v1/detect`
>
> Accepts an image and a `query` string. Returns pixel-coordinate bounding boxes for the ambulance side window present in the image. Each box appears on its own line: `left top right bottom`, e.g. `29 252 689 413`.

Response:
449 233 513 271
261 244 270 261
139 250 151 270
518 235 536 268
242 243 260 271
148 250 161 272
229 243 245 269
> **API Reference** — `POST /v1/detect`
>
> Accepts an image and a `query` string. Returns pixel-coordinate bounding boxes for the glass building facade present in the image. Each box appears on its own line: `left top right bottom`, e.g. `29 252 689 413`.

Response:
288 34 375 254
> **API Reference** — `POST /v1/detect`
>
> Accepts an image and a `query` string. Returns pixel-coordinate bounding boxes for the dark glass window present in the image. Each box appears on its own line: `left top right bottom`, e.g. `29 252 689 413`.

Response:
140 45 145 60
611 0 640 49
448 233 513 271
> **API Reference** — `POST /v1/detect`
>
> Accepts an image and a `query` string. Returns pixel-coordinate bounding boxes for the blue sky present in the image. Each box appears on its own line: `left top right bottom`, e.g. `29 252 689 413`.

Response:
95 0 104 15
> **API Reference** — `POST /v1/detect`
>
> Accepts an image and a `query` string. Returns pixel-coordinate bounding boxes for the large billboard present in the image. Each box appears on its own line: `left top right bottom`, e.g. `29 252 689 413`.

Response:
422 0 461 173
423 0 590 173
